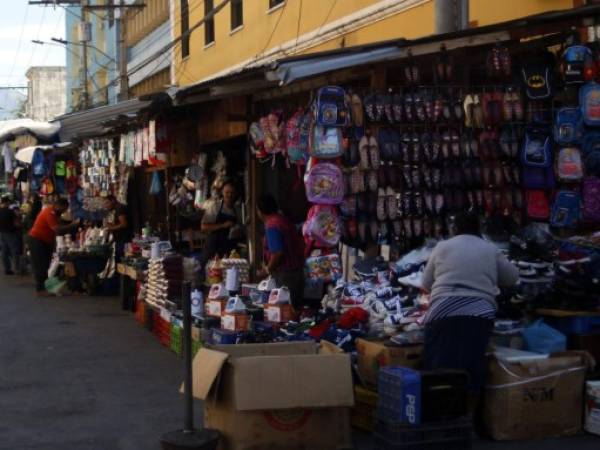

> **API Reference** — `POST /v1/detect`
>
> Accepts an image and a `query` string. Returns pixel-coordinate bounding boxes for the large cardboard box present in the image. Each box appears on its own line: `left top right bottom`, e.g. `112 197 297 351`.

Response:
484 351 589 440
191 341 354 450
355 338 423 386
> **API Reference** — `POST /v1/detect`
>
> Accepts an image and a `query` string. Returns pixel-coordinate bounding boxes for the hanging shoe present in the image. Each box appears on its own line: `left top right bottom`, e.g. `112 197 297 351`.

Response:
377 187 387 221
387 187 398 221
463 94 474 128
359 136 370 170
367 170 378 192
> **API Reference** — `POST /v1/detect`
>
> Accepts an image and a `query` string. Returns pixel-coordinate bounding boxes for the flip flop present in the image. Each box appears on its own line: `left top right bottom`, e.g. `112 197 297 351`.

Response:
392 93 404 122
463 94 474 127
377 188 387 221
369 136 381 168
387 187 398 221
359 136 370 170
351 94 364 127
472 94 485 129
367 170 378 192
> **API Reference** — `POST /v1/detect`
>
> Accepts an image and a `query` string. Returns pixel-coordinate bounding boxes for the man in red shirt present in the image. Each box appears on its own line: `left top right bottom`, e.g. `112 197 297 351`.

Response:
28 198 77 295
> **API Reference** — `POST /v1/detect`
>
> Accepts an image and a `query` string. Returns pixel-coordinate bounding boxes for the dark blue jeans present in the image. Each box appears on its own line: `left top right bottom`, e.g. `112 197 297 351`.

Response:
0 232 20 274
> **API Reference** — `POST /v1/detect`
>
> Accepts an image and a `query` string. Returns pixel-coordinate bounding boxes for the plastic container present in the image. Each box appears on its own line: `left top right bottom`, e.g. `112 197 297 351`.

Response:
373 417 472 450
546 316 600 335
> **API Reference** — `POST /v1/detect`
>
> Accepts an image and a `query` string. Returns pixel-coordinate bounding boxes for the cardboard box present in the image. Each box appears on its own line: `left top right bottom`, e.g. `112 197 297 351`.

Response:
484 351 588 440
206 299 228 317
355 339 423 386
585 381 600 436
191 342 354 450
221 313 250 332
265 304 295 323
191 326 201 342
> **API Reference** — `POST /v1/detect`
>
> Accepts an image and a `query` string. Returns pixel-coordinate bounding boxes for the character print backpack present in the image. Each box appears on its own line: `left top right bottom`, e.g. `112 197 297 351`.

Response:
312 86 350 127
286 109 311 166
309 125 343 159
556 147 583 182
554 107 583 144
550 190 581 228
304 161 344 205
580 82 600 126
582 176 600 223
302 204 342 249
562 44 595 84
521 51 555 100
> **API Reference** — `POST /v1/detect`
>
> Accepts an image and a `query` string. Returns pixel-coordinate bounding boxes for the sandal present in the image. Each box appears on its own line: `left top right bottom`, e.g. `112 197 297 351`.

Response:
404 93 414 122
363 94 377 122
369 136 381 168
377 188 387 221
472 94 485 129
351 93 364 127
392 93 404 123
367 170 378 192
414 92 426 122
387 187 398 221
463 94 474 128
384 94 394 124
359 136 370 170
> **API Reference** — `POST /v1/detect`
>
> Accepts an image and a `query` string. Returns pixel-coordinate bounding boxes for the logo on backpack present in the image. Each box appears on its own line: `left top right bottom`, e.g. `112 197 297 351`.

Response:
557 147 583 182
582 176 600 223
521 51 556 99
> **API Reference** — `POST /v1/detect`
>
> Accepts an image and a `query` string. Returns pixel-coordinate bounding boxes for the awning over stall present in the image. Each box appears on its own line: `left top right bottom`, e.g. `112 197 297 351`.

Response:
15 142 74 164
0 119 60 143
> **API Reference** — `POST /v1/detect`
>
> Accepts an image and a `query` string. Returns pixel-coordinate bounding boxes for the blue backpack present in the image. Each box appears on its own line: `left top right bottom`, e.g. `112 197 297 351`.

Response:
312 86 350 127
31 148 46 177
580 82 600 126
554 107 583 144
551 190 581 228
522 128 552 167
562 45 594 85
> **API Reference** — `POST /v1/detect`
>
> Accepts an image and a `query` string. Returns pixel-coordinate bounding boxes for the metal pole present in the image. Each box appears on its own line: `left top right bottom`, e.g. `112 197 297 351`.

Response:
118 0 129 101
182 281 194 432
81 0 90 109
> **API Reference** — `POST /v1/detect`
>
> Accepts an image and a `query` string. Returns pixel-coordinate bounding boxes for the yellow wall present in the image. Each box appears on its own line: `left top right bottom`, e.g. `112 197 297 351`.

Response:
470 0 576 27
173 0 580 87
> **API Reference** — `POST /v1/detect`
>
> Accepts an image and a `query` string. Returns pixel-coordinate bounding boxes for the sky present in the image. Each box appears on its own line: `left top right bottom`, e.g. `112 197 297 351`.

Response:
0 1 66 89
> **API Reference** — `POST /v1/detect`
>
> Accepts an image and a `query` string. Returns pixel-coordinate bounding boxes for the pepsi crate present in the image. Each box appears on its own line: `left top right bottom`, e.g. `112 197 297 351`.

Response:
211 328 247 345
373 416 472 450
378 367 468 426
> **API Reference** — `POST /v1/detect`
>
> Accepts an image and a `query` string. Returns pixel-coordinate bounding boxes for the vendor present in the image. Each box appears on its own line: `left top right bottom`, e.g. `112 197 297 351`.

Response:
256 194 305 308
421 211 518 396
28 198 79 296
200 181 244 266
103 195 129 260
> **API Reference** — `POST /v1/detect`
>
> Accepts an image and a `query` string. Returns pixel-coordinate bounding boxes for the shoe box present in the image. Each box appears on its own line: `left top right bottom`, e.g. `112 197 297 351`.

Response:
265 304 295 323
221 313 250 332
191 341 353 450
355 338 423 387
206 298 228 317
484 351 591 440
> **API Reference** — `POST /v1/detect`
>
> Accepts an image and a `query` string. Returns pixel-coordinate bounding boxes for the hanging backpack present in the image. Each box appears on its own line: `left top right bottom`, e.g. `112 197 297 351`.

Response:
302 204 341 249
554 107 583 144
550 190 581 228
261 112 286 156
522 127 552 168
582 176 600 223
562 45 595 84
55 160 66 177
65 160 79 194
580 82 600 126
286 110 311 166
31 148 46 177
40 177 54 196
249 122 267 160
557 147 583 182
521 51 555 100
309 125 343 159
304 162 344 205
526 190 551 220
312 86 350 127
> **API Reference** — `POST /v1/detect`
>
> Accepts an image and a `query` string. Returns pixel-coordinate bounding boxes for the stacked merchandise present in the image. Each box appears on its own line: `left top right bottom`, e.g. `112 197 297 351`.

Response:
145 255 184 309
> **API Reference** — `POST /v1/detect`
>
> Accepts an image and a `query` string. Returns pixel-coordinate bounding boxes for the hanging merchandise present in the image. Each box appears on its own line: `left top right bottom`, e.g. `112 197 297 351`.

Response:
520 50 556 100
304 161 344 205
582 176 600 223
312 86 351 127
550 190 581 228
309 125 344 159
305 252 343 282
149 171 163 195
286 109 311 166
561 44 595 84
556 147 583 182
303 204 342 249
554 107 583 144
580 81 600 126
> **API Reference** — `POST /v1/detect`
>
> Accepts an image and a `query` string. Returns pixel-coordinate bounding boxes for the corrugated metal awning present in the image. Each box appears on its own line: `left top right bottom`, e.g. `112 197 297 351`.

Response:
55 98 153 142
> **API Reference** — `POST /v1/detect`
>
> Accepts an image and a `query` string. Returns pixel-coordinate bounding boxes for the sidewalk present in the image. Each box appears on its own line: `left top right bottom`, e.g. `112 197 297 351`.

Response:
0 274 598 449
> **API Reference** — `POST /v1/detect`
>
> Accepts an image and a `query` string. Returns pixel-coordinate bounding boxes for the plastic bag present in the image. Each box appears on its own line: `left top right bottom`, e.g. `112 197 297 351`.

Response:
522 319 566 354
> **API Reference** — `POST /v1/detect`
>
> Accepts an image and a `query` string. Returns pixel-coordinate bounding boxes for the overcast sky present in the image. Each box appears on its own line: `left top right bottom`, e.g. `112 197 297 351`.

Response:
0 1 66 89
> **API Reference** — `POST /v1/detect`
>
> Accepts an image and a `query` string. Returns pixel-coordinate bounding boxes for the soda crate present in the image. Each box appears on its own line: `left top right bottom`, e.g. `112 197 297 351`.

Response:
351 385 378 432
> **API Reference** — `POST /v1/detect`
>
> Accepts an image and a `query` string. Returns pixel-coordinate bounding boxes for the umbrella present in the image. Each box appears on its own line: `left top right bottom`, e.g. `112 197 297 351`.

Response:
15 142 73 164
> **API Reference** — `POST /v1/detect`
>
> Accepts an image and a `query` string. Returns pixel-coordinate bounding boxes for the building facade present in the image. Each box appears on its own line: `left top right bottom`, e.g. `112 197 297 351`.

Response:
172 0 577 87
25 66 67 122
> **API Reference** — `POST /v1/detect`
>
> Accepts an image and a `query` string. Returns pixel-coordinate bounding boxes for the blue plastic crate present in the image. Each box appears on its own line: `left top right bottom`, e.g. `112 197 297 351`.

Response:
212 328 245 345
377 367 422 425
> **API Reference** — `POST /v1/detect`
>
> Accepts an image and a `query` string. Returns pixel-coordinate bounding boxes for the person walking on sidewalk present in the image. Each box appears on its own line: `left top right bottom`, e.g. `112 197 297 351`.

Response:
27 198 78 296
0 194 20 275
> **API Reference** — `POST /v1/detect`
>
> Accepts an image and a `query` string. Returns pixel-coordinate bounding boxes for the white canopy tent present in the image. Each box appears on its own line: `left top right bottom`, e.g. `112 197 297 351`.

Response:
15 142 73 164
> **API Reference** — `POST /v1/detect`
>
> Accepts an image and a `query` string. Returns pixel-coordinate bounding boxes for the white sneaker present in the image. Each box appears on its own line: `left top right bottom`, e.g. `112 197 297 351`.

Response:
398 268 424 288
225 296 246 314
268 287 291 305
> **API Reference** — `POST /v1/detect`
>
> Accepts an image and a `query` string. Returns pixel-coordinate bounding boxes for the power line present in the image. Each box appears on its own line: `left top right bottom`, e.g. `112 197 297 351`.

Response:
25 6 47 71
4 5 30 105
42 9 66 65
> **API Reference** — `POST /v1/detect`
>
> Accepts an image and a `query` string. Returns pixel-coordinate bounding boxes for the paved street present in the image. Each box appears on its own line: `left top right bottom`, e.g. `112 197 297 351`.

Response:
0 273 599 450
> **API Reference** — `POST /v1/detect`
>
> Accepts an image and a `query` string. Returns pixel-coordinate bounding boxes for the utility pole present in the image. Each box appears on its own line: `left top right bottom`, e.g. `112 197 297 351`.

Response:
117 0 129 101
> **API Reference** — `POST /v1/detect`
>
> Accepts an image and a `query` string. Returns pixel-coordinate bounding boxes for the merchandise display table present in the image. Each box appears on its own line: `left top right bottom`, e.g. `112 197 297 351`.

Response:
117 262 146 311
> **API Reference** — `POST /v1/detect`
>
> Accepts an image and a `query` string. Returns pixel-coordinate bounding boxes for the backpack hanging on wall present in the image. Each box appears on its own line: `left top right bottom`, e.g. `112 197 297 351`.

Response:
550 190 581 228
286 109 311 166
521 51 555 100
554 107 583 144
309 125 343 159
556 147 583 182
582 176 600 223
580 82 600 126
312 86 350 127
562 44 595 84
526 190 551 220
302 204 342 249
304 161 344 205
521 127 555 189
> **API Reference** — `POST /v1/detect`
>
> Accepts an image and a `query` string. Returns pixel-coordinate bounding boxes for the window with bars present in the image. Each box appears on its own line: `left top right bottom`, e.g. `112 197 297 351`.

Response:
231 0 243 30
269 0 284 9
205 0 215 45
180 0 190 58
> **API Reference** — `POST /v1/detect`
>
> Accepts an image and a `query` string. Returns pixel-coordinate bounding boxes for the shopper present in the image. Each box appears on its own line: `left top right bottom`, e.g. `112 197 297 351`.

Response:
28 198 78 295
422 211 518 395
256 194 305 308
0 194 20 275
200 181 244 265
103 195 130 260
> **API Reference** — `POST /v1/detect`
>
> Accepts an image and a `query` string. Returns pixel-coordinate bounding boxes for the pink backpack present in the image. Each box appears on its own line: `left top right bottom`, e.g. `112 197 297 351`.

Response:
582 176 600 222
302 205 341 249
261 112 286 156
304 162 344 205
526 190 550 220
286 110 311 165
557 147 583 182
